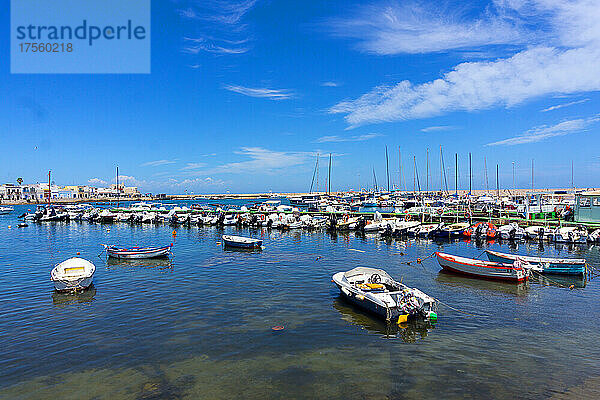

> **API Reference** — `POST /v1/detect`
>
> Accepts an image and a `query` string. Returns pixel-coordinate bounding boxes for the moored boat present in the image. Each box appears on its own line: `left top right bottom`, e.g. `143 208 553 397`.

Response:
332 267 437 322
436 252 529 282
222 235 263 248
0 206 13 215
485 250 585 275
51 258 95 291
104 244 172 259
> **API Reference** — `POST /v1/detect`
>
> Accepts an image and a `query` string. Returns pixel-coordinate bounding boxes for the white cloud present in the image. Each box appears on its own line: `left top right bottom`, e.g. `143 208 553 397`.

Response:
315 133 382 143
321 81 341 87
224 85 294 100
420 125 457 133
541 98 590 112
88 178 106 185
206 147 312 174
140 159 176 167
487 115 600 146
329 0 600 126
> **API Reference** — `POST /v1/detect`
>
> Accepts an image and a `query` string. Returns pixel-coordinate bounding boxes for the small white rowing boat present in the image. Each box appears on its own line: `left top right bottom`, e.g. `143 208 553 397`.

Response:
222 235 262 248
51 258 95 291
436 252 529 282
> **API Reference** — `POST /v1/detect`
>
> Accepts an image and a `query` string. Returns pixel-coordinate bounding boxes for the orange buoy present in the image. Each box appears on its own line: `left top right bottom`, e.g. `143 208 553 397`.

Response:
76 252 80 255
172 230 177 237
272 326 284 331
569 285 575 290
417 258 422 264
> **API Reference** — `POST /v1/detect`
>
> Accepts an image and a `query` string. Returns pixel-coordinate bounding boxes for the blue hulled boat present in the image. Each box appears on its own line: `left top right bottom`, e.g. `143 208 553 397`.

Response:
486 250 585 275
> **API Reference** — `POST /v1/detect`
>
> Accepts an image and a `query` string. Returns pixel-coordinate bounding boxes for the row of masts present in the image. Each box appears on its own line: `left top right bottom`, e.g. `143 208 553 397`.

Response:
309 146 577 196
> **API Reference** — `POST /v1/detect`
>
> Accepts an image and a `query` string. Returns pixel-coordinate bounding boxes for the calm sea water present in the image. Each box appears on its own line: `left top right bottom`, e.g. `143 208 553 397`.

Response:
1 202 600 399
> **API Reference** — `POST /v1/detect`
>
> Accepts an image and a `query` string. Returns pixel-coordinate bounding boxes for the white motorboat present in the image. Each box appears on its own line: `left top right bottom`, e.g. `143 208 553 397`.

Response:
332 267 437 322
0 206 14 215
553 226 588 243
51 257 95 291
222 214 238 226
498 223 526 240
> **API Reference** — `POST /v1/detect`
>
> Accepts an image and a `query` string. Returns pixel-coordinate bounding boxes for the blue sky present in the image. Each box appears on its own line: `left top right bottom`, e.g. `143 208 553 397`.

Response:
1 0 599 193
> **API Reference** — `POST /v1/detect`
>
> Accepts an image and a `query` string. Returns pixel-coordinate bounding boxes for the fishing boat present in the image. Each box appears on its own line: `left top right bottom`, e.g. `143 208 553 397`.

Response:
222 235 263 249
104 244 172 259
0 206 13 215
436 252 530 282
51 257 95 291
485 250 585 275
332 267 437 322
434 222 470 238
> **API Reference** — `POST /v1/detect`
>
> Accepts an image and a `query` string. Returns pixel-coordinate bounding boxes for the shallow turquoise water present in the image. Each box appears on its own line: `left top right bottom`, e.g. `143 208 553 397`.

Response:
1 203 600 399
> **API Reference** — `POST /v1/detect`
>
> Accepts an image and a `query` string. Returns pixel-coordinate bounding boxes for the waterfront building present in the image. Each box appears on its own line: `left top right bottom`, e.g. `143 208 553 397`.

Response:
574 191 600 224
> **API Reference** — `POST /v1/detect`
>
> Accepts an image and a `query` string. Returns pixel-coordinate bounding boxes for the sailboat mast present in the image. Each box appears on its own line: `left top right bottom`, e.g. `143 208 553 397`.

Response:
484 157 489 194
372 167 378 192
48 170 51 206
426 148 429 193
439 146 443 193
398 147 402 192
309 153 318 193
385 146 390 192
571 160 574 192
116 166 119 208
328 153 332 195
469 153 472 195
496 164 499 198
531 159 534 192
414 156 421 193
455 153 458 196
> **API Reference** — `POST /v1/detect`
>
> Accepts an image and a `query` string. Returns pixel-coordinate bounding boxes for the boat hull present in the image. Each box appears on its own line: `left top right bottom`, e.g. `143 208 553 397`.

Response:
222 236 262 248
485 250 585 275
106 246 171 259
436 252 528 282
335 284 394 320
52 276 94 291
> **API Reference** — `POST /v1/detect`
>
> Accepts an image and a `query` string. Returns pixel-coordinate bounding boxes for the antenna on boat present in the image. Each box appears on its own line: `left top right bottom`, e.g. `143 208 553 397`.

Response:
385 145 390 192
512 162 515 191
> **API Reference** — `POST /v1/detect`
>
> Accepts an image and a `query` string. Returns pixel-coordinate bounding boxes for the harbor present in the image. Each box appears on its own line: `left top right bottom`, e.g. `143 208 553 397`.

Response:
2 197 600 398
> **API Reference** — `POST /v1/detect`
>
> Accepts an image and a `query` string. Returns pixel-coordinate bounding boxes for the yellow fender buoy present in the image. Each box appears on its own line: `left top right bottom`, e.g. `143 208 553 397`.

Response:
397 314 409 324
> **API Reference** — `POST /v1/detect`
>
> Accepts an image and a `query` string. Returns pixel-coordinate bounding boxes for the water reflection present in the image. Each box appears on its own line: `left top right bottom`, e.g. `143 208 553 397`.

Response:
435 270 530 297
222 246 263 254
105 257 174 271
532 274 586 288
52 285 97 306
332 298 434 342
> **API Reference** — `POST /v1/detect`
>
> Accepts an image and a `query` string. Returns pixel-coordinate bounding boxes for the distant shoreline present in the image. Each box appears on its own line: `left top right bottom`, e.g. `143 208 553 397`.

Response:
1 187 595 206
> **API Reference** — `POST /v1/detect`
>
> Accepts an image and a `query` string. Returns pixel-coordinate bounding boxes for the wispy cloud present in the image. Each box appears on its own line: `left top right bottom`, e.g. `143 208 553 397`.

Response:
224 85 294 100
315 133 382 143
487 115 600 146
321 81 341 87
329 0 600 126
181 162 207 170
541 98 590 112
326 1 532 55
88 178 106 185
178 1 258 56
140 159 176 167
420 125 457 133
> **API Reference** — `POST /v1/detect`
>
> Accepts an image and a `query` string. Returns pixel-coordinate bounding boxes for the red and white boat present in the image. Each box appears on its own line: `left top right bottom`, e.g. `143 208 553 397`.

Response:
463 222 497 240
436 252 529 282
104 244 172 259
